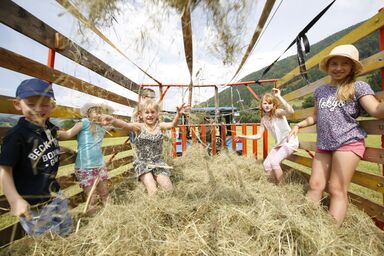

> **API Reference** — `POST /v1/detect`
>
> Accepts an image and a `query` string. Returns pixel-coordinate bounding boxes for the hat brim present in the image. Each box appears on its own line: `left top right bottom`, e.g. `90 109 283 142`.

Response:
80 102 114 116
319 54 363 74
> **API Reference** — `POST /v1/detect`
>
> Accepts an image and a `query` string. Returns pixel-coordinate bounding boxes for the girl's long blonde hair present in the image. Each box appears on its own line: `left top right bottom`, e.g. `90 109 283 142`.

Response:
327 58 357 102
261 93 280 119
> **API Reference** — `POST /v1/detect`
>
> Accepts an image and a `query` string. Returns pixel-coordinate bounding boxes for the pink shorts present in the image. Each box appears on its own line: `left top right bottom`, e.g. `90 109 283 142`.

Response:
75 166 109 189
316 140 365 158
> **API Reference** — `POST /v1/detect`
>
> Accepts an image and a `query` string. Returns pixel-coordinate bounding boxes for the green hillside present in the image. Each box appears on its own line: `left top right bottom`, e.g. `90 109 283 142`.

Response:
201 21 381 122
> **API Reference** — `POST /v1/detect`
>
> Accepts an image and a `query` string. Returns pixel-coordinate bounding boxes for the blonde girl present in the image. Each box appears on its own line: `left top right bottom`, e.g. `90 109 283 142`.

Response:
289 44 384 225
237 88 298 184
58 100 114 214
100 100 189 196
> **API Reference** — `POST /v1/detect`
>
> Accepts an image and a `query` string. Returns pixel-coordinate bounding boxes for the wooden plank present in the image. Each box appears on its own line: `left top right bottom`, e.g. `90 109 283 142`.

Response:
281 163 384 223
0 48 137 107
291 107 315 120
0 0 140 93
277 10 384 87
286 154 384 193
363 147 384 164
284 52 384 101
359 119 384 135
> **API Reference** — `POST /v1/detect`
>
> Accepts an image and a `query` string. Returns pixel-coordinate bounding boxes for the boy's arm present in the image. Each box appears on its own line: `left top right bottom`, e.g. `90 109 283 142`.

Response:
1 166 31 219
57 122 83 140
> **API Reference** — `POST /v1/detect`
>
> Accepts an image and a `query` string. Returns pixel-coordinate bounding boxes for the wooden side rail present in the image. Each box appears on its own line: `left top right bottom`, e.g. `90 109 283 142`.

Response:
0 0 140 93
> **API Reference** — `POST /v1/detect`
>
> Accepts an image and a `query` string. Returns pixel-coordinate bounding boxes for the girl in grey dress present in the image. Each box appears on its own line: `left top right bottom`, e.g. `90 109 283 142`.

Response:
100 99 189 196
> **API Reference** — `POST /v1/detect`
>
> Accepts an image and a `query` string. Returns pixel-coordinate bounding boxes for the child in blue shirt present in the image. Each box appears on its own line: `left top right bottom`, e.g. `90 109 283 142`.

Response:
58 100 113 215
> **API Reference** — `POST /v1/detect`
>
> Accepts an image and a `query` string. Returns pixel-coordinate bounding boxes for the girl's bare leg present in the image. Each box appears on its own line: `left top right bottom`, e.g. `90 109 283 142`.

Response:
155 175 174 192
97 180 109 206
140 172 158 196
307 152 332 204
328 151 360 225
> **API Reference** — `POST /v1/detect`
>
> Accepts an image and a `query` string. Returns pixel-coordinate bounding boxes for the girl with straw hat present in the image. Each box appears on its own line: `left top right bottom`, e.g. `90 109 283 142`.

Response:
58 99 114 215
289 44 384 225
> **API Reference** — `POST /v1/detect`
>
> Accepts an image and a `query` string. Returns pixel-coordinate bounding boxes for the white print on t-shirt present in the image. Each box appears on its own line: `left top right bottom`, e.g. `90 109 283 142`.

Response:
318 96 345 111
28 139 60 167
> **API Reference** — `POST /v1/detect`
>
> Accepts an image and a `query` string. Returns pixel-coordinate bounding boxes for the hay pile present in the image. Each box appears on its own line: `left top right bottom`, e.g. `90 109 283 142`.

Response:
2 145 384 255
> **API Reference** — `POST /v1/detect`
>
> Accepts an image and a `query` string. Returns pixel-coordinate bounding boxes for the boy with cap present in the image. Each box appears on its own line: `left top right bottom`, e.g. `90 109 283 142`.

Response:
0 78 72 236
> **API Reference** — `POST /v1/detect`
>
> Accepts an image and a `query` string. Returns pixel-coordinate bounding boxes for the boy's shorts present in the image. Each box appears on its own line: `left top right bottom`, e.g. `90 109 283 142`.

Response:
316 140 365 158
75 166 108 188
19 191 72 236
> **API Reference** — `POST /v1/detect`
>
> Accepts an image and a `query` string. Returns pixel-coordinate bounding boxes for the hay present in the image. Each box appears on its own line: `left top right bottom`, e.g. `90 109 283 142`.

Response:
2 145 383 255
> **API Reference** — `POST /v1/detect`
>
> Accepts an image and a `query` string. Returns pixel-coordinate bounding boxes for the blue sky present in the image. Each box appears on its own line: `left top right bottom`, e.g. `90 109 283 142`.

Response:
1 0 383 114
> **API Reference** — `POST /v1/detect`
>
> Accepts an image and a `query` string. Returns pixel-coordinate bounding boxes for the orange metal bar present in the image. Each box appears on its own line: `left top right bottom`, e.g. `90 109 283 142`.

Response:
191 126 196 144
252 124 257 159
263 129 268 160
47 48 55 68
211 126 216 155
245 85 260 101
159 86 170 101
242 124 247 156
172 128 177 158
181 126 187 155
201 125 206 145
231 124 237 151
220 125 227 150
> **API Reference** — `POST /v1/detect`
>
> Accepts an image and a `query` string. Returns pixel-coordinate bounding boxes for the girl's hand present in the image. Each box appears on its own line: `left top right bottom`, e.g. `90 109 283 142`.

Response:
99 114 115 126
272 88 281 97
289 125 299 138
176 103 191 115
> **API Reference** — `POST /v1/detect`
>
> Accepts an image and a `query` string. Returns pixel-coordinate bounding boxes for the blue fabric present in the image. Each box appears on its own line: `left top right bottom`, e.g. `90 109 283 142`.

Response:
75 118 106 168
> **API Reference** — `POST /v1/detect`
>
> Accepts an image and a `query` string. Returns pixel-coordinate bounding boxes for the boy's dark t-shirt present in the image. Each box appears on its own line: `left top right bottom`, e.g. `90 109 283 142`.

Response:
0 117 61 205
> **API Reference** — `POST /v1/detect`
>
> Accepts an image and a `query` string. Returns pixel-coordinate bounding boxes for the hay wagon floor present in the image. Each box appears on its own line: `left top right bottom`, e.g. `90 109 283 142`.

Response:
2 145 384 255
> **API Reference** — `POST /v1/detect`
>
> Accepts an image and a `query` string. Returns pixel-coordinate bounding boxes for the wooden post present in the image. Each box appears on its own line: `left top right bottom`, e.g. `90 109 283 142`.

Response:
380 7 384 205
220 124 227 150
231 124 237 152
263 129 268 160
172 128 177 158
242 124 247 156
191 126 196 144
201 125 206 145
181 126 187 155
252 124 257 159
211 126 216 155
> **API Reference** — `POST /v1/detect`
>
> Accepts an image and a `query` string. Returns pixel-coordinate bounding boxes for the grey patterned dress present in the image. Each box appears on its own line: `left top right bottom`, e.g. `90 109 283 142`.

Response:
133 127 171 178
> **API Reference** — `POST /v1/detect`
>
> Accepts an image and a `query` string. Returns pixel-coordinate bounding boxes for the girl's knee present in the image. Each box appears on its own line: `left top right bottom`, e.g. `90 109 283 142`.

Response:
308 178 326 192
328 182 347 198
263 161 272 172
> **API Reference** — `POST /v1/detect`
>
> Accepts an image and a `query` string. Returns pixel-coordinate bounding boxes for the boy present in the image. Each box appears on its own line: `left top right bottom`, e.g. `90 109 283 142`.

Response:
0 78 72 236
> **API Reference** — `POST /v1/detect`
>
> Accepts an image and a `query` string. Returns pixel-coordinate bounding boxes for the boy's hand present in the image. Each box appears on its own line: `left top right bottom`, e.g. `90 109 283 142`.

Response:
272 88 281 97
176 103 191 115
11 198 32 220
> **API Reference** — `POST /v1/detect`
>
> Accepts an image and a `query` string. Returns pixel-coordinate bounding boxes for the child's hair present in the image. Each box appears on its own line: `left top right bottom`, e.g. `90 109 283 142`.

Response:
139 88 156 98
261 93 280 119
326 59 357 102
138 99 160 116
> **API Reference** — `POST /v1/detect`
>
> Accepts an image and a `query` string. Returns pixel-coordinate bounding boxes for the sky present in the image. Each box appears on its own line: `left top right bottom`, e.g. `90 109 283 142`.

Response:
0 0 383 116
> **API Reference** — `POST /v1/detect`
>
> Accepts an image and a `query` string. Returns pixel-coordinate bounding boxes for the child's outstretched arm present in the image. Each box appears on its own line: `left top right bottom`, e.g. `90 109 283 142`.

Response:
57 122 83 140
359 94 384 118
289 107 317 138
273 88 294 116
1 166 31 220
160 103 190 130
99 114 141 132
236 125 265 140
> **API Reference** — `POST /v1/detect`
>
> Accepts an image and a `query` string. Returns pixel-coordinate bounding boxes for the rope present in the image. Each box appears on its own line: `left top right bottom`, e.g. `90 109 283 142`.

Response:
56 0 163 86
256 0 337 84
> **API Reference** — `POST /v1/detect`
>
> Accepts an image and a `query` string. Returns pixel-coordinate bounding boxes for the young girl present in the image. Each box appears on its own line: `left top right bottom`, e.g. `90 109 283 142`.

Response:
237 88 299 184
289 44 384 225
58 100 114 214
100 99 189 196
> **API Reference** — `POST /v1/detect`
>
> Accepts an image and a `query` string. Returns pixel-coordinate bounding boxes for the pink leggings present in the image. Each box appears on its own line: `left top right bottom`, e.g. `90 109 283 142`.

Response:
263 145 295 172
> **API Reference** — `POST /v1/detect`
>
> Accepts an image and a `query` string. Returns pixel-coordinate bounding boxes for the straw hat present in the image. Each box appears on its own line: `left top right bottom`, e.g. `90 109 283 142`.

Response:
80 100 114 116
319 44 363 74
